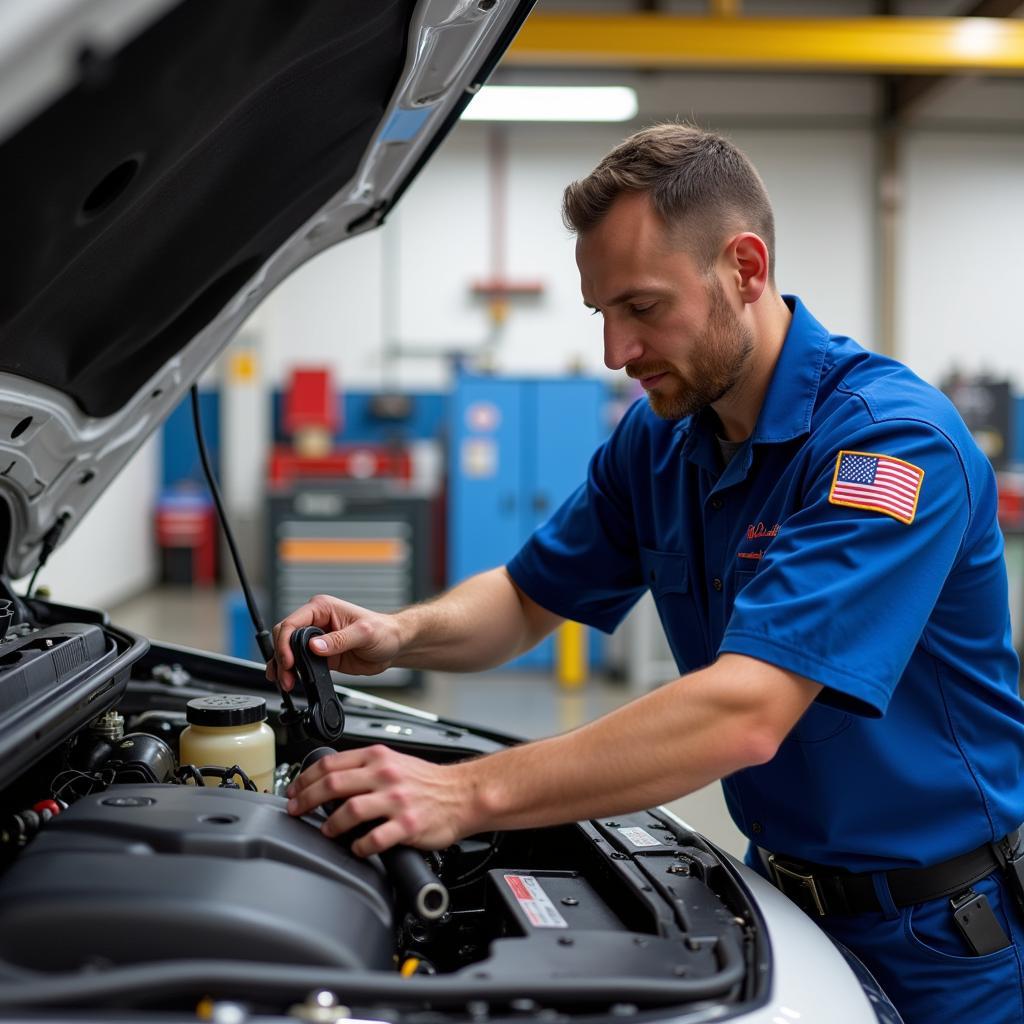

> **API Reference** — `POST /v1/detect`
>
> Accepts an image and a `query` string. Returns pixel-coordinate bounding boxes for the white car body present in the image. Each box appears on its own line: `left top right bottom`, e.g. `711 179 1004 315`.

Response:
0 4 899 1021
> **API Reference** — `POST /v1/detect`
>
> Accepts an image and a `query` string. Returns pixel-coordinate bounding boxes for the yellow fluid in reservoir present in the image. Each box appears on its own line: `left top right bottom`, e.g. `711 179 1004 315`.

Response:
179 695 276 793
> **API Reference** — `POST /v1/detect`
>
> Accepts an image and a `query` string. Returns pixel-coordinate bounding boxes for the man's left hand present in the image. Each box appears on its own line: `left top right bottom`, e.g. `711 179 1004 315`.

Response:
286 744 473 856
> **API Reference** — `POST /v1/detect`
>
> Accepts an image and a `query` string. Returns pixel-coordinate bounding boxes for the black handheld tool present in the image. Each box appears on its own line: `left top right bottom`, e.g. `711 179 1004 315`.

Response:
288 626 346 742
300 746 450 921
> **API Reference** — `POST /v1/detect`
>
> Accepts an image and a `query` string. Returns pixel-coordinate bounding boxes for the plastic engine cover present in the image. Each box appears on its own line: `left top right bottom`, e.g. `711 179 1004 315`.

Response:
0 784 393 971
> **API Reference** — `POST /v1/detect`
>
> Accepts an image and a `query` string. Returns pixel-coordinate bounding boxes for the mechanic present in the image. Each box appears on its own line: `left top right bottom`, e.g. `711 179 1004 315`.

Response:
272 123 1024 1024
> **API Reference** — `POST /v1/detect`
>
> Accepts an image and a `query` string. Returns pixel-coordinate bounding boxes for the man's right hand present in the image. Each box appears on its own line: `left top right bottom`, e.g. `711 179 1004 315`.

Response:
267 594 405 691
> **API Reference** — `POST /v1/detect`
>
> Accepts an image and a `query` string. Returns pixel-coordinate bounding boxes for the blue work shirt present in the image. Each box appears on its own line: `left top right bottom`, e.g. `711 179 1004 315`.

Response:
507 296 1024 871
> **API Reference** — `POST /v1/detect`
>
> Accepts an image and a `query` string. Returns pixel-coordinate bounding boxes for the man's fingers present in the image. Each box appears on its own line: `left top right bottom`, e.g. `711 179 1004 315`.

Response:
351 818 408 857
271 624 296 691
322 792 390 840
287 752 372 810
308 620 373 658
270 596 398 686
282 744 452 854
271 601 331 690
287 747 365 794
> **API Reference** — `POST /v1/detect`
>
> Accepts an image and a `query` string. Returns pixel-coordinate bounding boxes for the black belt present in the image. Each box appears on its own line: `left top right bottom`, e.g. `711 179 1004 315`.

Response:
758 830 1021 918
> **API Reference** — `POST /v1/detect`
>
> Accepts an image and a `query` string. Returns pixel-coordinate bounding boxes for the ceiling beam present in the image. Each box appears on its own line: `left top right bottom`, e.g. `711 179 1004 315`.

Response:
886 0 1024 118
505 14 1024 75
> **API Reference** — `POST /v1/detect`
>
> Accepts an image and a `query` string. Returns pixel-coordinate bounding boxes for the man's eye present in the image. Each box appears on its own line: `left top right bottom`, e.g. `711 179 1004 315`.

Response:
631 303 655 315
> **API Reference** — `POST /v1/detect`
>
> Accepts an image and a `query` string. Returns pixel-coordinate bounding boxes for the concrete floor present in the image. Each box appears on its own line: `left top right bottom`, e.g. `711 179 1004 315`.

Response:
109 585 749 859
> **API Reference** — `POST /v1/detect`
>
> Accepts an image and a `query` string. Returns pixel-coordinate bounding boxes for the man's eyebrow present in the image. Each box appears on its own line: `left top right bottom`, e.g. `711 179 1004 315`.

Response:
583 289 653 312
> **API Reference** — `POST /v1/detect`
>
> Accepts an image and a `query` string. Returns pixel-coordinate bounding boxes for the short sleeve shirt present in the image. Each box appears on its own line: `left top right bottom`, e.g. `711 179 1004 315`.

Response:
507 296 1024 871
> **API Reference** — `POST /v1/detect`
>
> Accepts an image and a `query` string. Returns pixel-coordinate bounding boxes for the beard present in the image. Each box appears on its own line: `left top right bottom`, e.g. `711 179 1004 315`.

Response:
632 279 754 421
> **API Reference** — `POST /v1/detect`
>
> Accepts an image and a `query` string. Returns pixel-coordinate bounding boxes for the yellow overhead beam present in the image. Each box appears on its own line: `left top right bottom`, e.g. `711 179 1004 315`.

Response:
506 15 1024 75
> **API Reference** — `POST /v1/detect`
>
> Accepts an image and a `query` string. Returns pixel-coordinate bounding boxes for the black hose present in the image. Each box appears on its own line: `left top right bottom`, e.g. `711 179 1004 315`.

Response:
0 937 746 1008
380 843 449 920
299 747 449 920
23 513 70 599
189 386 294 714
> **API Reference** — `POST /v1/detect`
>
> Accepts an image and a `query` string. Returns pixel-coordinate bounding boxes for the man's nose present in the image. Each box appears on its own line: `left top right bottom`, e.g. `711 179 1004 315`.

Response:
603 321 643 371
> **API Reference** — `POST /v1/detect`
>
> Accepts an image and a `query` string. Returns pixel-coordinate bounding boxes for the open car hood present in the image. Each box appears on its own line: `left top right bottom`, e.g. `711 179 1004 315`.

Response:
0 0 534 579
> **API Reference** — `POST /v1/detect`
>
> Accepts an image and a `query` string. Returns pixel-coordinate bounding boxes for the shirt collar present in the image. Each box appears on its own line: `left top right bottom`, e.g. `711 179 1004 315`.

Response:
751 295 830 445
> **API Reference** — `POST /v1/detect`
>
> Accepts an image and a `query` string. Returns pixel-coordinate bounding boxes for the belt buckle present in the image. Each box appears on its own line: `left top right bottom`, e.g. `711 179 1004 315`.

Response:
768 854 827 917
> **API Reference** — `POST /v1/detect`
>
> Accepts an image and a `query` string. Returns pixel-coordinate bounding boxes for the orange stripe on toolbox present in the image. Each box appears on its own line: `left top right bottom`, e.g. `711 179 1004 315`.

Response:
278 539 405 563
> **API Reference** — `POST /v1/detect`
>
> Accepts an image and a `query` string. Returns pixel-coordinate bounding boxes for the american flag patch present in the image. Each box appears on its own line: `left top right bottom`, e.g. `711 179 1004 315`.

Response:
828 450 924 525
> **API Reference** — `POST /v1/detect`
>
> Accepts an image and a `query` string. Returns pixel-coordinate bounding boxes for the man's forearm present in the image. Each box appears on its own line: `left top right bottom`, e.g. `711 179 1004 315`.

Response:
453 654 822 832
285 654 822 854
393 568 562 672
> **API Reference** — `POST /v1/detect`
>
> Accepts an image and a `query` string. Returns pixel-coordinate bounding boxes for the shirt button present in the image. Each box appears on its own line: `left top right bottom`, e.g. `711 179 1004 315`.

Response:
710 498 723 510
712 577 723 592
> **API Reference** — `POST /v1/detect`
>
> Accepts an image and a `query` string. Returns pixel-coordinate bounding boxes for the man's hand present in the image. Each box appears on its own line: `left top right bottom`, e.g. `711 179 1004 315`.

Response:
268 594 404 691
286 744 474 855
268 571 562 684
283 655 821 853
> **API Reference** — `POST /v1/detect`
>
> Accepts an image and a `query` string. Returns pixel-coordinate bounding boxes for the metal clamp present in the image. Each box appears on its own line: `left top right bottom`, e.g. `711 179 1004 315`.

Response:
993 829 1024 919
768 854 827 917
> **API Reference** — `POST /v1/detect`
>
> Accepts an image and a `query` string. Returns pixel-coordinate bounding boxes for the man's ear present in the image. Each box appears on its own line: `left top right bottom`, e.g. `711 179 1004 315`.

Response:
723 232 770 305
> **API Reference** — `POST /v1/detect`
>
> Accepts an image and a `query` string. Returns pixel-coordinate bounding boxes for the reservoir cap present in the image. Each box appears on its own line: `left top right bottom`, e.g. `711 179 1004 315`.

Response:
186 695 267 727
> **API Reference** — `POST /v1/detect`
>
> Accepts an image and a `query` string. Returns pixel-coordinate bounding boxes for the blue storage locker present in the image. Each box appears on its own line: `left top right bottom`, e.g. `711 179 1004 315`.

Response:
449 374 607 669
450 378 525 585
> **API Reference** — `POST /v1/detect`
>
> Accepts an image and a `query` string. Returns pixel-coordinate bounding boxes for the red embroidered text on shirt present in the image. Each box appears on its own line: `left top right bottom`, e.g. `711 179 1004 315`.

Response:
745 522 780 541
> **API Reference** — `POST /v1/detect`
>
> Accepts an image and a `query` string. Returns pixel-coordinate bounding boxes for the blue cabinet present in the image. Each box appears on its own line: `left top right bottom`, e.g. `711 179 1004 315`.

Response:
449 375 607 668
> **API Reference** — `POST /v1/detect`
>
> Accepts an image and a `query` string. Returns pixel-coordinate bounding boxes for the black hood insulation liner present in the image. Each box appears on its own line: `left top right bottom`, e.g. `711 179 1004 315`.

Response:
0 0 415 417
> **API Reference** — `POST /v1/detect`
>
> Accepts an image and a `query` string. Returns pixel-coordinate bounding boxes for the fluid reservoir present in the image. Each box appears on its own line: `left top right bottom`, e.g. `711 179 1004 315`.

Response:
179 695 275 793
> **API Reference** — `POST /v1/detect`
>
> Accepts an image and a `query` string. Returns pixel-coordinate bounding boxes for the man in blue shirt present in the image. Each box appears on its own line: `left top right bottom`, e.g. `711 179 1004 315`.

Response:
275 124 1024 1022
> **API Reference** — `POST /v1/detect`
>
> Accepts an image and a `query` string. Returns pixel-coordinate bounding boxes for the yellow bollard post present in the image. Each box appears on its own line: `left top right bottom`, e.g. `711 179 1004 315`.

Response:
555 620 587 689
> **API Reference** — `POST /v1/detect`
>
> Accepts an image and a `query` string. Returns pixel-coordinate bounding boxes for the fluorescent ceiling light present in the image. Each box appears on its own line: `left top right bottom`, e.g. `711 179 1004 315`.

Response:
461 85 638 122
953 18 1000 59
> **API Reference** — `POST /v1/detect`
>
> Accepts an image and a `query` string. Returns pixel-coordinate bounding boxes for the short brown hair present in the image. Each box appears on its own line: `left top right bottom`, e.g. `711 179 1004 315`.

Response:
562 122 775 280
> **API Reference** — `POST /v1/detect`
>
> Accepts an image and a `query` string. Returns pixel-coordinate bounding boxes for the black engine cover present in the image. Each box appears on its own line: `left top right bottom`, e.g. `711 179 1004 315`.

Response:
0 784 393 971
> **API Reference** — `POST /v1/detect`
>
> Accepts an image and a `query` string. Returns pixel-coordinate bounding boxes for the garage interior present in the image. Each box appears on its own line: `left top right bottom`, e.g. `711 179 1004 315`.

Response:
25 0 1024 861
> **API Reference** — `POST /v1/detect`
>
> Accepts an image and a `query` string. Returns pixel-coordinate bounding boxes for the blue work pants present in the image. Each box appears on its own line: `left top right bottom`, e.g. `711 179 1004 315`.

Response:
797 869 1024 1023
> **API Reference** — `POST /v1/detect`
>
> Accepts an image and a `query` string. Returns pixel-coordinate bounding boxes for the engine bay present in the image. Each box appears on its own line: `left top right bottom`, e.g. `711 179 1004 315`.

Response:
0 591 768 1022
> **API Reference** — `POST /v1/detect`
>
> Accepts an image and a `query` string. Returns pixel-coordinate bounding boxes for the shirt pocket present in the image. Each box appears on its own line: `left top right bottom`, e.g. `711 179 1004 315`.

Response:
639 547 701 671
640 547 690 596
734 567 756 597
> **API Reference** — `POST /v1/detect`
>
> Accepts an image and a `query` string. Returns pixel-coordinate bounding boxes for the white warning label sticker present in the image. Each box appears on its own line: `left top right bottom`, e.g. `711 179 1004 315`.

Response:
617 826 661 848
503 874 568 928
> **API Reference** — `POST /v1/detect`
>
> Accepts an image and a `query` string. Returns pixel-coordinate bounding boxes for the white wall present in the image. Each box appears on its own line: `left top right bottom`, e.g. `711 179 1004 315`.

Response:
899 130 1024 389
726 126 876 346
244 117 878 389
248 229 386 389
245 103 1024 394
17 435 160 610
